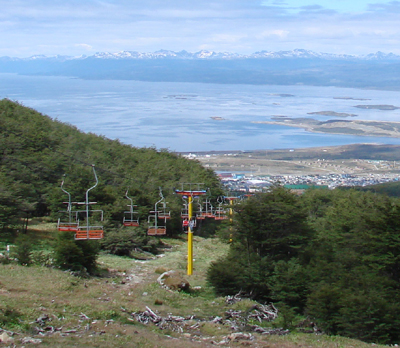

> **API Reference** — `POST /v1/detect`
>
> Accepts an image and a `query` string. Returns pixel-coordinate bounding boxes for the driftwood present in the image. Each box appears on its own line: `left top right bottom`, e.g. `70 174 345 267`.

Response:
225 290 246 305
247 303 279 323
250 325 289 335
130 303 286 337
131 307 186 332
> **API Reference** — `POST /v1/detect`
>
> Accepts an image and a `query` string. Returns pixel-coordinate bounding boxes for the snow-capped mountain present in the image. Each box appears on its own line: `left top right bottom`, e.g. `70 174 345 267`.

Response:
87 49 400 60
1 48 400 89
3 49 400 61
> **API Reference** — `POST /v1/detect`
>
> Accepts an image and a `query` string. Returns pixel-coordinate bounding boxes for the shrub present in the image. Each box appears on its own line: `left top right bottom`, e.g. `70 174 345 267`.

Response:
13 234 34 265
31 250 53 266
101 228 146 257
206 253 247 296
53 232 99 274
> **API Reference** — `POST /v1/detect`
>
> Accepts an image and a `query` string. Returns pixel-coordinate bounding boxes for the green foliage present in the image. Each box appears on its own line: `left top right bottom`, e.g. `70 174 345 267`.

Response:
273 302 298 330
30 250 53 266
0 306 23 329
208 187 400 344
100 228 148 256
208 186 311 299
53 232 99 274
13 234 34 265
207 253 249 296
232 186 311 261
270 259 310 311
0 98 223 234
341 181 400 197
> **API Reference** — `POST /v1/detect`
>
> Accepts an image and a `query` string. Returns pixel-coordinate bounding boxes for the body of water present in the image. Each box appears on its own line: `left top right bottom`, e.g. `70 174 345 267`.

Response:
2 73 400 152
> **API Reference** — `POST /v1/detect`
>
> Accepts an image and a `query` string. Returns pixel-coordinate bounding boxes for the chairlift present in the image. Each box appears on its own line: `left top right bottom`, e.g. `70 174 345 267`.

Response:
148 214 167 236
214 196 228 220
181 199 189 219
57 175 79 232
196 201 206 220
156 187 171 220
75 225 104 240
147 187 167 236
200 197 215 218
157 202 171 220
123 189 139 227
73 165 104 240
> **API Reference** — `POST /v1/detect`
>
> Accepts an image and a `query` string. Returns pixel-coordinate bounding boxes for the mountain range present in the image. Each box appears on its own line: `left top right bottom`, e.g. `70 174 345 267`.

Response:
1 49 400 89
2 49 400 61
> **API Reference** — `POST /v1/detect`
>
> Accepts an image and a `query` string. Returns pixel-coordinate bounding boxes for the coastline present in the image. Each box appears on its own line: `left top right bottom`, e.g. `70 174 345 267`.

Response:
252 119 400 139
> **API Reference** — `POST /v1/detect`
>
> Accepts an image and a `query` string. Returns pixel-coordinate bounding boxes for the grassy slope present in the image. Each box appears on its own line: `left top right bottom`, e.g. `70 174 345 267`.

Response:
0 235 387 348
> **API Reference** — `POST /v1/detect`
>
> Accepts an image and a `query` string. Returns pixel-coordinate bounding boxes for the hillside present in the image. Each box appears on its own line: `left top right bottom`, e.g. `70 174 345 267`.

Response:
3 99 400 346
0 98 222 230
0 236 388 348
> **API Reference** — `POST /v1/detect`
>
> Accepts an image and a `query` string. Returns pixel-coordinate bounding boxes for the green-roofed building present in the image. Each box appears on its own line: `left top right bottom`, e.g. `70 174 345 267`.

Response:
284 184 329 194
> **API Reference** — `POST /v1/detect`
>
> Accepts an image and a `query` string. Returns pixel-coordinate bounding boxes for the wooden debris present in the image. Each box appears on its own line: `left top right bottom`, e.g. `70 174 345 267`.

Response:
249 325 289 335
20 336 43 344
79 313 90 320
130 304 286 337
225 291 245 304
247 304 278 322
35 314 50 326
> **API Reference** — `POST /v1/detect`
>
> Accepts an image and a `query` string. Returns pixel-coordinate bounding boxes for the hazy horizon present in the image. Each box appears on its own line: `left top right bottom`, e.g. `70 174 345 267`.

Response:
2 0 400 58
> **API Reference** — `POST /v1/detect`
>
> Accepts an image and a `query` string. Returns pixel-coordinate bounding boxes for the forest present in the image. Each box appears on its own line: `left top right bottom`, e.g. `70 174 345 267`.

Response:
0 98 222 232
2 98 400 345
208 186 400 344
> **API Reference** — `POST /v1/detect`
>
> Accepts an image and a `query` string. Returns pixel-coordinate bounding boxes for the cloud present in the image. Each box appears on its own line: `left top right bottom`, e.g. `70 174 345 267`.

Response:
75 44 93 51
367 0 400 13
1 0 400 57
257 30 290 39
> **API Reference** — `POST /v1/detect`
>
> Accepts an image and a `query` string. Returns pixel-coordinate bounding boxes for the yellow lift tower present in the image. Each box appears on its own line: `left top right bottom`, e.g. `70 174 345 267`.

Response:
175 183 207 275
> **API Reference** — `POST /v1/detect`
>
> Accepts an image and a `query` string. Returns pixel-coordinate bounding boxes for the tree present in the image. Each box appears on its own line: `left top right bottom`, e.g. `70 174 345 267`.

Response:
53 232 99 274
232 186 311 261
208 186 312 300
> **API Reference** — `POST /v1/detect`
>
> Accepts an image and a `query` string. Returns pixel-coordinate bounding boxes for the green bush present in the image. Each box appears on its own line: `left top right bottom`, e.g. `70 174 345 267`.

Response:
207 188 400 345
100 228 147 256
13 234 34 266
31 250 53 266
53 232 99 274
207 253 248 296
0 253 12 265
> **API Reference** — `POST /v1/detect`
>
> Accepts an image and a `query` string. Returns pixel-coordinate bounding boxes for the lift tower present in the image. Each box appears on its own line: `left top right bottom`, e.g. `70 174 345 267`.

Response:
175 183 207 275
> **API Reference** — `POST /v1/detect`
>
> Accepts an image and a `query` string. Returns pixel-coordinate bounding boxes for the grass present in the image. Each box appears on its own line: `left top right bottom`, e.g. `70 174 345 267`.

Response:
0 234 389 347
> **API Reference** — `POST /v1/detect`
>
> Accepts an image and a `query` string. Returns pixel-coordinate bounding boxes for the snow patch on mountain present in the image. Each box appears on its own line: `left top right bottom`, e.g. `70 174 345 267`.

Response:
2 49 400 61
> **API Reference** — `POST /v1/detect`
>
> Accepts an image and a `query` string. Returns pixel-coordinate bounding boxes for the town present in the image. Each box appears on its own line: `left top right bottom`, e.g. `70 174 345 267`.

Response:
183 150 400 193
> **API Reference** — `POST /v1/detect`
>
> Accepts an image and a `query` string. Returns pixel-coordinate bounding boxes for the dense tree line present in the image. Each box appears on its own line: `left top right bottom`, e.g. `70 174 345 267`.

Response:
0 99 223 231
207 186 400 344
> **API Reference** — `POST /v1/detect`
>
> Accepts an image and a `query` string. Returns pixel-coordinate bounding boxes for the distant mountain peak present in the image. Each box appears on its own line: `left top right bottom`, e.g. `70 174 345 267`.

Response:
2 49 400 61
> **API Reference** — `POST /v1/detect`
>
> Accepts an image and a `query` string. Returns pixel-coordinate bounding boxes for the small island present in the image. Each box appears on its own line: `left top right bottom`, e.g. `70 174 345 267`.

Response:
354 104 400 110
269 93 295 97
211 116 226 120
165 94 198 99
307 111 358 117
333 97 371 101
253 117 400 138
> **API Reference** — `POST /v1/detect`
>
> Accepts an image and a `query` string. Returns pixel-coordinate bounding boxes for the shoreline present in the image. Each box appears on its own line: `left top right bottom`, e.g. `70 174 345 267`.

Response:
252 118 400 139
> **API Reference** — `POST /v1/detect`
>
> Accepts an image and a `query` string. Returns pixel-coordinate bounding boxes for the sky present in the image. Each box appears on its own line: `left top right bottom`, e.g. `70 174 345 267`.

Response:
1 0 400 57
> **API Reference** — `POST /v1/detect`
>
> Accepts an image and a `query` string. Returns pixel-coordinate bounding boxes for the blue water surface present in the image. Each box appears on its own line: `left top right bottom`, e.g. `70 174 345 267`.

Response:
2 73 400 152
